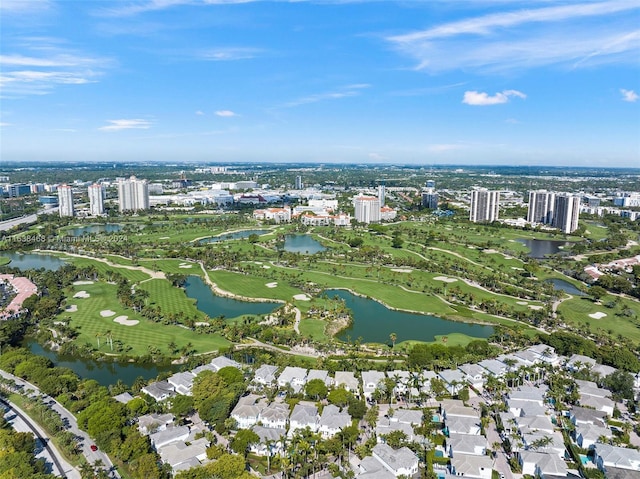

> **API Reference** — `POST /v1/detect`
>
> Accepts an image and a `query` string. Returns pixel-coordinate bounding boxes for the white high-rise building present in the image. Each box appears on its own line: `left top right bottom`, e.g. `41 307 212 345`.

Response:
378 184 386 207
118 176 149 213
469 189 500 223
58 184 74 217
553 194 580 234
295 175 303 190
353 195 381 224
88 183 105 216
527 190 556 225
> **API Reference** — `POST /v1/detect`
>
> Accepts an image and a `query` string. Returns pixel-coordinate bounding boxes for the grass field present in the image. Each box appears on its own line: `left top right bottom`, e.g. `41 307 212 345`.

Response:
299 319 326 341
58 282 229 356
137 278 205 319
558 295 640 343
138 258 204 276
208 269 304 301
0 256 10 266
59 255 151 283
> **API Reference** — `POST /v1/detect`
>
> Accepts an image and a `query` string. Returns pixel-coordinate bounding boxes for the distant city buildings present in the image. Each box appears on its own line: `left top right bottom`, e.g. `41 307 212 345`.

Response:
58 184 74 217
527 190 555 225
353 195 381 224
117 176 149 213
469 189 500 223
253 207 291 223
295 175 303 190
88 183 105 216
614 193 640 207
378 183 386 207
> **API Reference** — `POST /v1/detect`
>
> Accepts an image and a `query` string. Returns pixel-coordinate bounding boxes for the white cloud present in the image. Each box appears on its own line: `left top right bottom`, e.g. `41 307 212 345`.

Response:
283 84 371 108
463 89 526 106
427 144 465 152
620 88 639 102
99 119 153 131
195 110 205 115
98 0 257 17
0 122 12 127
199 47 262 61
386 1 640 72
215 110 238 117
0 0 51 14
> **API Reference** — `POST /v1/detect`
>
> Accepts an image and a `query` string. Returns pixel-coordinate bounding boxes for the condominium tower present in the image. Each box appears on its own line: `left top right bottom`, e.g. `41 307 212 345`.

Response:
58 184 74 217
88 183 105 216
553 194 580 234
353 195 381 223
469 189 500 223
117 176 149 213
527 190 556 225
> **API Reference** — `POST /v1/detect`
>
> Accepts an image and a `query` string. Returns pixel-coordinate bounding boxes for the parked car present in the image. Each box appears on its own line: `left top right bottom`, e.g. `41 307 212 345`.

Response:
90 444 98 452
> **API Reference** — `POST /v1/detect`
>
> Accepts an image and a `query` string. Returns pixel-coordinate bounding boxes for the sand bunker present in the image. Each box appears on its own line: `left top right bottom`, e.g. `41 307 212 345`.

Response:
179 265 193 268
73 291 90 298
392 268 412 273
113 315 139 326
517 301 528 305
159 236 170 239
265 282 278 288
483 249 499 254
65 304 78 312
434 276 458 283
529 305 543 310
100 310 116 317
263 265 271 269
589 312 607 319
293 294 311 301
73 280 94 285
194 322 209 326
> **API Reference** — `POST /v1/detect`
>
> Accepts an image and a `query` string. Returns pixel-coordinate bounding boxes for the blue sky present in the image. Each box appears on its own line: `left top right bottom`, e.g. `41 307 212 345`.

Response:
1 0 639 166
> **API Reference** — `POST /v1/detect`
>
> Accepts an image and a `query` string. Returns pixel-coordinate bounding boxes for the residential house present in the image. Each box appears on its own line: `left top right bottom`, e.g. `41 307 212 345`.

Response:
372 443 419 477
526 344 560 366
575 423 613 449
515 415 554 435
318 404 351 438
579 394 615 416
361 370 386 400
591 364 617 379
150 425 190 449
388 370 411 396
507 398 547 418
210 355 241 371
288 402 319 435
191 363 217 376
258 402 289 429
113 392 134 404
142 381 176 402
334 371 359 394
376 408 424 443
522 431 565 458
566 354 596 372
253 364 279 386
440 399 479 420
250 425 286 457
593 443 640 475
570 406 608 427
508 386 548 406
230 394 264 429
519 451 568 478
158 437 209 474
447 433 487 456
278 366 308 393
357 456 396 479
439 369 467 395
138 413 175 436
478 359 508 378
446 416 482 436
306 369 332 388
167 371 195 396
459 363 487 391
450 453 494 479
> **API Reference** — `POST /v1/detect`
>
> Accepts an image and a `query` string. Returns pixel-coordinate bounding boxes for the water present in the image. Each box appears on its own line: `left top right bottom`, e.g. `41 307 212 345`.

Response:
2 252 68 271
66 224 123 236
183 275 279 318
199 229 269 244
546 278 585 296
517 239 572 258
25 340 174 387
329 289 494 344
284 235 326 254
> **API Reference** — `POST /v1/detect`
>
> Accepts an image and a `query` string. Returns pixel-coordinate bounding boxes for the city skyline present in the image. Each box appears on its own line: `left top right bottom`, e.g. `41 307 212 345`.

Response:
1 0 639 166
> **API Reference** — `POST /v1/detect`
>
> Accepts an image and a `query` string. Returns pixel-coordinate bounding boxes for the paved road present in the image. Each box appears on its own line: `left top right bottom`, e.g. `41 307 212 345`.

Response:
0 208 57 232
0 368 120 478
1 397 78 479
486 416 514 479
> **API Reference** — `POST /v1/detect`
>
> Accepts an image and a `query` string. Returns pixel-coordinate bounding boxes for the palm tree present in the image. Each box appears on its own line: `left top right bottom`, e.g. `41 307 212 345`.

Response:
390 332 397 349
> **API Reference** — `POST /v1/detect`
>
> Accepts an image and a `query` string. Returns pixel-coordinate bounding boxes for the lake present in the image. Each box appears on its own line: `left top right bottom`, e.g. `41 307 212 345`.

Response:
546 278 585 296
327 289 494 344
183 275 279 318
2 252 68 271
284 235 326 254
25 340 174 387
65 224 123 236
517 239 573 259
199 229 269 244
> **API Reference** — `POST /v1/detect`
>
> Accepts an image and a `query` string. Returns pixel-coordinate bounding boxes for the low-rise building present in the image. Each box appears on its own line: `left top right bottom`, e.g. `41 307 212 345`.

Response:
258 402 290 430
334 371 359 394
318 404 351 438
450 453 494 479
361 370 386 400
288 403 319 436
372 443 419 477
253 364 279 386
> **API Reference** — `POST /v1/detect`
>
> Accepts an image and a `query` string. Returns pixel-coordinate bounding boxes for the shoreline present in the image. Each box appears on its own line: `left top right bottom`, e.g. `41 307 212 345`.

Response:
198 263 285 305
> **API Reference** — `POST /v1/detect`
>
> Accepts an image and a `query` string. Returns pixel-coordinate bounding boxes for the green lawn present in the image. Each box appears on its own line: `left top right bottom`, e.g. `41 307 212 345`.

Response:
58 281 229 356
0 256 10 266
558 295 640 343
208 270 303 302
138 258 204 276
299 319 326 341
137 278 205 319
58 255 151 283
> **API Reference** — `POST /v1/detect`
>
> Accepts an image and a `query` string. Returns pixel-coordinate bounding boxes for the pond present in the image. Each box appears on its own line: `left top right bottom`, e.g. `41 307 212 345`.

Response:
327 289 494 344
284 235 326 254
65 224 123 236
199 229 269 244
183 275 279 318
2 252 68 271
24 340 175 387
546 278 585 296
517 239 573 258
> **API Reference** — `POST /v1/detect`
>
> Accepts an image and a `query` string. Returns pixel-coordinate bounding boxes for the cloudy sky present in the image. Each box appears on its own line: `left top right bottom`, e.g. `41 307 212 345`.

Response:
1 0 639 166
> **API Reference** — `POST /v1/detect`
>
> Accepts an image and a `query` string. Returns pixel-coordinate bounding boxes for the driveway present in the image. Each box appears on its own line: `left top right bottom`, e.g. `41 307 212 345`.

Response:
486 416 514 479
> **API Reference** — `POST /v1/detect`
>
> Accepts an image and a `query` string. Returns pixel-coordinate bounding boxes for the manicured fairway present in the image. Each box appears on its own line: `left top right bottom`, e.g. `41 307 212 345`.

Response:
60 256 150 283
58 282 229 356
137 278 205 319
208 270 305 301
0 256 10 266
138 258 204 276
